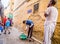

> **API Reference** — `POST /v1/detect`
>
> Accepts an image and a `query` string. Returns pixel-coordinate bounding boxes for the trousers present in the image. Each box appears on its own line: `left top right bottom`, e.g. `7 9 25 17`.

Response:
44 23 56 44
27 26 33 38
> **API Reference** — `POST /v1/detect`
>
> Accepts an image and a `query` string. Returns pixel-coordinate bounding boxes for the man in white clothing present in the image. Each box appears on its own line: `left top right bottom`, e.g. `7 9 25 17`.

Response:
44 0 58 44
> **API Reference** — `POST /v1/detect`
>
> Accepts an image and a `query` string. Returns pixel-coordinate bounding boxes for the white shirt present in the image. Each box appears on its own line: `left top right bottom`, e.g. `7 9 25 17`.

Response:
44 6 58 25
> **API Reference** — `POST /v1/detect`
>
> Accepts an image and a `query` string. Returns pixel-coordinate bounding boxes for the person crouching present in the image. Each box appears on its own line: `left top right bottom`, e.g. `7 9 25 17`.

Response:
23 20 34 41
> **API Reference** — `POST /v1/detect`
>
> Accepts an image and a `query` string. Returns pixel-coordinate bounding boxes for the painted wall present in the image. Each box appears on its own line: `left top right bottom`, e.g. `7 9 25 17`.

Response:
14 0 49 31
13 0 60 42
13 0 50 41
57 0 60 22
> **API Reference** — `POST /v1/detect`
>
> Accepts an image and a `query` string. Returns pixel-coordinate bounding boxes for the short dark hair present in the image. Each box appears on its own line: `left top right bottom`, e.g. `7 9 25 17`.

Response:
23 20 26 24
8 18 10 20
51 0 56 5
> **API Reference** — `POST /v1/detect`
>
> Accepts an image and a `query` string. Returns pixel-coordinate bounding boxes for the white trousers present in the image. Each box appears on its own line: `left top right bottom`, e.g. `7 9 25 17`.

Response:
44 23 56 44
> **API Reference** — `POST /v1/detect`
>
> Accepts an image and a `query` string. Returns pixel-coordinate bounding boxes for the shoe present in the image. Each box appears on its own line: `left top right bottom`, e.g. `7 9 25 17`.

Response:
0 34 1 35
8 32 10 34
4 32 6 34
29 39 32 42
4 31 6 34
28 38 34 42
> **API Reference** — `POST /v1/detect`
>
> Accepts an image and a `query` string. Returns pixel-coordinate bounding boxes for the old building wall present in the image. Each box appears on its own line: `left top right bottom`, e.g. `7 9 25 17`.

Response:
13 0 49 41
13 0 60 42
14 0 49 31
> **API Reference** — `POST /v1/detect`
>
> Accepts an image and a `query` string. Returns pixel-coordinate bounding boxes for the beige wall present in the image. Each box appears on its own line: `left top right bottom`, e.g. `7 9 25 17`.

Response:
13 0 49 31
57 0 60 22
13 0 49 41
13 0 60 42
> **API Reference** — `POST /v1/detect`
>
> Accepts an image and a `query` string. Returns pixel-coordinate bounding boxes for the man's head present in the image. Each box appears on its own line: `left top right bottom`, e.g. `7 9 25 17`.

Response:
23 20 26 24
48 0 56 7
4 15 6 18
7 18 10 20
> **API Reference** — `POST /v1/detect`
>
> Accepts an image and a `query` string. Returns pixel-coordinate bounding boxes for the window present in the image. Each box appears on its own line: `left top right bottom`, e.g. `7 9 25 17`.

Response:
34 3 39 13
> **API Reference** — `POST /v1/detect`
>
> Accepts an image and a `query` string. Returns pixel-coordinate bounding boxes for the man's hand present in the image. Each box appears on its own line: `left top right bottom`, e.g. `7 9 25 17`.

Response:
25 25 29 31
44 13 49 17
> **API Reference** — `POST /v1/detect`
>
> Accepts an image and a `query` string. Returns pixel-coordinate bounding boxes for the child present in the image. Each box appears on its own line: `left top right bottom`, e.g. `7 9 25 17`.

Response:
3 16 7 29
4 18 10 34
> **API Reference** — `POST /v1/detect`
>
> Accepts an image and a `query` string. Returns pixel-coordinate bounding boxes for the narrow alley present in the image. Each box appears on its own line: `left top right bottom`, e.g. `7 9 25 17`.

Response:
0 0 60 44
